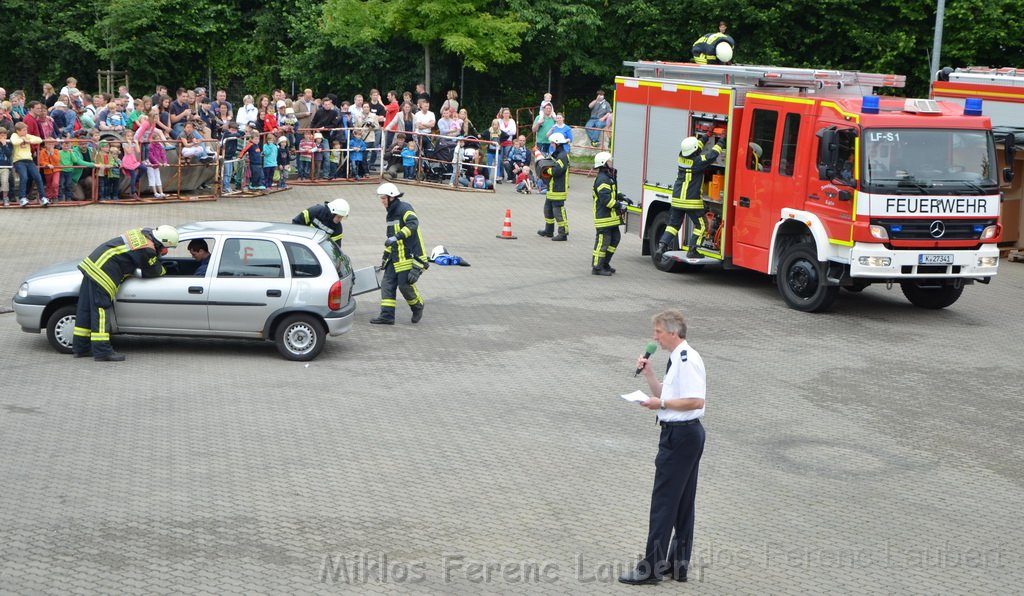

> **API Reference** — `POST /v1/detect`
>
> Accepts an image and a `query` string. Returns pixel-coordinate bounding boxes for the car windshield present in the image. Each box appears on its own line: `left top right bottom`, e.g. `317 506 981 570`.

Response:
862 128 998 194
319 237 352 276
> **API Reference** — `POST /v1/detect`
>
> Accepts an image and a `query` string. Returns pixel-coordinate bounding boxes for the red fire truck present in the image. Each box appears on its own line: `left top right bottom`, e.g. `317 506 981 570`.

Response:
612 61 1012 311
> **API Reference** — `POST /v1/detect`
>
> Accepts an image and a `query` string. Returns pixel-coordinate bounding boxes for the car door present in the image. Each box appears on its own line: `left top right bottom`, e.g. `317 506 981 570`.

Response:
206 237 290 335
114 237 211 332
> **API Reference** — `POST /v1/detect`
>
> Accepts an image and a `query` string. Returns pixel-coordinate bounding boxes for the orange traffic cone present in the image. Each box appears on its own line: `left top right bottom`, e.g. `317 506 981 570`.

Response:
496 208 518 240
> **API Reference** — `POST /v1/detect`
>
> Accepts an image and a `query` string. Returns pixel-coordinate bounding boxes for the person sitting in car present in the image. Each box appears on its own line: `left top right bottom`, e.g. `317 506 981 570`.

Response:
188 239 211 276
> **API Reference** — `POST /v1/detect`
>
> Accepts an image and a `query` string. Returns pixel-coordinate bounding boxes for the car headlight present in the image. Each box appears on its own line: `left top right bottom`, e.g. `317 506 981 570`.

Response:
978 256 998 267
17 282 29 298
869 225 889 240
858 256 891 267
980 225 999 240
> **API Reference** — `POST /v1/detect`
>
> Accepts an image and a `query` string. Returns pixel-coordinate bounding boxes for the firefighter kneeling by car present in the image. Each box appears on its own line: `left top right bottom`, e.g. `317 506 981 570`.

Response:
591 151 631 276
371 182 428 325
73 225 179 362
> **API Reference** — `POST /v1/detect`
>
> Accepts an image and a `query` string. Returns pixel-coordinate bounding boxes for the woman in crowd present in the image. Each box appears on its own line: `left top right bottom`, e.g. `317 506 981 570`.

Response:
497 107 517 182
42 83 59 109
459 108 477 137
155 95 173 136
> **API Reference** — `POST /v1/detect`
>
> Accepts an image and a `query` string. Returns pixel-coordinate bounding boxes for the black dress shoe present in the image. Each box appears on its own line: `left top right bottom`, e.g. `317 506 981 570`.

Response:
617 568 661 585
94 353 126 362
369 316 395 325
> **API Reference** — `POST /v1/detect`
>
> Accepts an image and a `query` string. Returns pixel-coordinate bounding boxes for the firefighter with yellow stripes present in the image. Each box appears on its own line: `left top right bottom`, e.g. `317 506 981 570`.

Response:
292 198 349 248
73 225 178 361
657 136 725 260
371 182 427 325
591 151 629 276
691 31 735 65
537 132 571 241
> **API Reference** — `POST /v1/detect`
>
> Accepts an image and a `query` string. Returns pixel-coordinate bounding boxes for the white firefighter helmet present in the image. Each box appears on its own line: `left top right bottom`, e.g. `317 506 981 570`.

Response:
327 198 350 218
152 225 179 248
548 132 568 145
376 182 403 198
715 42 734 63
680 136 703 156
593 151 612 168
748 142 763 158
430 245 449 261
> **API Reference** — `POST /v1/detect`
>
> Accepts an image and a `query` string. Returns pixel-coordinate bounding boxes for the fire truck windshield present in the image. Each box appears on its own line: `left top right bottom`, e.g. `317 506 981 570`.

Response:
862 128 998 195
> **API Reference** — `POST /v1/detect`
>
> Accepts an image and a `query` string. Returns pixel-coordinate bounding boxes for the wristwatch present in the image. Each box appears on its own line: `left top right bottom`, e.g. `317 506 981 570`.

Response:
659 399 667 410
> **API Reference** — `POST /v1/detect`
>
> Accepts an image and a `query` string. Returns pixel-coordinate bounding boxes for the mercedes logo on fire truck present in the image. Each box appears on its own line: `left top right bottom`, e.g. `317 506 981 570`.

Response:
929 220 946 238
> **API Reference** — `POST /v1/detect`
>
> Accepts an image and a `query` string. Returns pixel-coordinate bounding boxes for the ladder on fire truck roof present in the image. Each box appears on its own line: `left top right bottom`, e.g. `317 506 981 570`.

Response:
624 60 906 93
941 66 1024 87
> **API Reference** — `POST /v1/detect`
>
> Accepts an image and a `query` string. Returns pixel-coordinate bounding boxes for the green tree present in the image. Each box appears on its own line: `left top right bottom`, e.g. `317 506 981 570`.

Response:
321 0 528 92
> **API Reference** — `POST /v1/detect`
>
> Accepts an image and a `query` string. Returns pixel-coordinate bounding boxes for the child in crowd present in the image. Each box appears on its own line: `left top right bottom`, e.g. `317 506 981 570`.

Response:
0 129 12 206
11 122 48 207
515 165 535 194
38 137 62 201
120 131 142 199
401 140 417 179
105 146 122 199
94 142 114 199
349 130 367 179
262 133 278 189
103 103 128 133
220 121 243 193
279 107 298 147
58 134 95 201
328 140 342 179
142 129 170 199
276 136 290 188
241 130 265 191
297 131 316 180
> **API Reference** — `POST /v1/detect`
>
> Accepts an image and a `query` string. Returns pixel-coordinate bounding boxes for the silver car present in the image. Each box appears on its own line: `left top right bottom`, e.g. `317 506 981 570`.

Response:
13 221 357 361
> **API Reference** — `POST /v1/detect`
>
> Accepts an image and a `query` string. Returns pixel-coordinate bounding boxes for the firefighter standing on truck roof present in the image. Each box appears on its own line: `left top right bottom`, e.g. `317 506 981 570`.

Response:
73 225 178 362
691 31 735 64
591 151 629 276
537 132 571 241
371 182 427 325
657 135 725 260
293 198 349 248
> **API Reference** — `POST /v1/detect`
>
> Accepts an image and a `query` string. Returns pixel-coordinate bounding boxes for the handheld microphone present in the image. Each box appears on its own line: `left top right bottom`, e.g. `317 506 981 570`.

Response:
634 342 657 377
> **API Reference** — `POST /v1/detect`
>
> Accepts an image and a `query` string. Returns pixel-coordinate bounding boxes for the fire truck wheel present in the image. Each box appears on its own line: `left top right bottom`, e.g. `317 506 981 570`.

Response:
776 244 838 312
900 282 964 309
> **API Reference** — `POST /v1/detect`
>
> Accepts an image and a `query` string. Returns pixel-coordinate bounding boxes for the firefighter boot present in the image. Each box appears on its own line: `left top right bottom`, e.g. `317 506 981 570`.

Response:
592 265 612 276
552 233 568 241
370 315 395 325
411 304 424 324
537 225 554 238
655 242 668 260
603 253 616 274
686 246 701 259
94 352 126 362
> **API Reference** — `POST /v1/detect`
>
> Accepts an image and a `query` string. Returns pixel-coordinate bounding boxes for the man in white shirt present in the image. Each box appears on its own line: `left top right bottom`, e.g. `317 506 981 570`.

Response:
235 95 258 130
620 309 706 585
412 99 436 151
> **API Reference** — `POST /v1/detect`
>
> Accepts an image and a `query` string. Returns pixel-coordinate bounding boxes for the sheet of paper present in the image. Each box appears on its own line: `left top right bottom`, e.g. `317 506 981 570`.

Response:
620 390 649 403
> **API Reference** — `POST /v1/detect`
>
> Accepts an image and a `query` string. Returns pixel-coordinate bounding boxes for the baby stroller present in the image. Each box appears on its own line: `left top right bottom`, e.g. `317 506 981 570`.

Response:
422 142 454 181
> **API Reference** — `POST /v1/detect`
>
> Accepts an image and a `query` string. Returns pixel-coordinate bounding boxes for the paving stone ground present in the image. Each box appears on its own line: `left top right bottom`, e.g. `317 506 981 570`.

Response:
1 179 1022 594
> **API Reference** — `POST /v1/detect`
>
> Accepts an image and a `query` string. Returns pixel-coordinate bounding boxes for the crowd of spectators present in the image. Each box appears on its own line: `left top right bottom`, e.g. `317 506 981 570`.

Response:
0 77 614 206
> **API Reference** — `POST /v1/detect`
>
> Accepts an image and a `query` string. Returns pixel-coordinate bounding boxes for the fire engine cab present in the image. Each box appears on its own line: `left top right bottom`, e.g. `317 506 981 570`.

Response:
612 61 1010 311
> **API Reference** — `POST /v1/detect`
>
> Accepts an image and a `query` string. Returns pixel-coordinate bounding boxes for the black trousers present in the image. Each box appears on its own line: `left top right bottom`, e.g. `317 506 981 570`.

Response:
592 226 621 267
378 261 423 319
659 207 705 250
72 277 115 358
642 420 705 577
542 199 568 235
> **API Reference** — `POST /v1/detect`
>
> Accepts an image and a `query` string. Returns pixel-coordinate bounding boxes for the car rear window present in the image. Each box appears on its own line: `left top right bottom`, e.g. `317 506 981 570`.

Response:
319 238 352 277
284 242 322 278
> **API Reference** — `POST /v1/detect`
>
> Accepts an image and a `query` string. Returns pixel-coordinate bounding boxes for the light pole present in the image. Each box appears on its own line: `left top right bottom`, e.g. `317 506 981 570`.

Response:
930 0 946 81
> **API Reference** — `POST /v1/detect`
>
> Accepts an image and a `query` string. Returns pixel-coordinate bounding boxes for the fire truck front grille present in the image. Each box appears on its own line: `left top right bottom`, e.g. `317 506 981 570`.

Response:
873 219 996 241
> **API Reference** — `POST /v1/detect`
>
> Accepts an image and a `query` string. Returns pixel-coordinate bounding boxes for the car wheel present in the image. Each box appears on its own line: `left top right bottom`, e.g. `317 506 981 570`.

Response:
900 281 964 309
275 314 325 361
776 244 838 312
46 305 77 354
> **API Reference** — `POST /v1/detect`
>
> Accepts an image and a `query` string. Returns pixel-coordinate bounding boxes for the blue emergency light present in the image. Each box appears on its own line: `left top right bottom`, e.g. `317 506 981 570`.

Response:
862 96 880 114
964 98 983 116
973 224 985 233
890 225 903 233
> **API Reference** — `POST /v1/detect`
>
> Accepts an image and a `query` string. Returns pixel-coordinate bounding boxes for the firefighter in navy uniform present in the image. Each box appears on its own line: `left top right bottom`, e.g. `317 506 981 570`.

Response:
370 182 427 325
537 132 571 241
591 151 630 276
293 198 349 248
657 136 725 260
73 225 179 362
691 32 735 65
